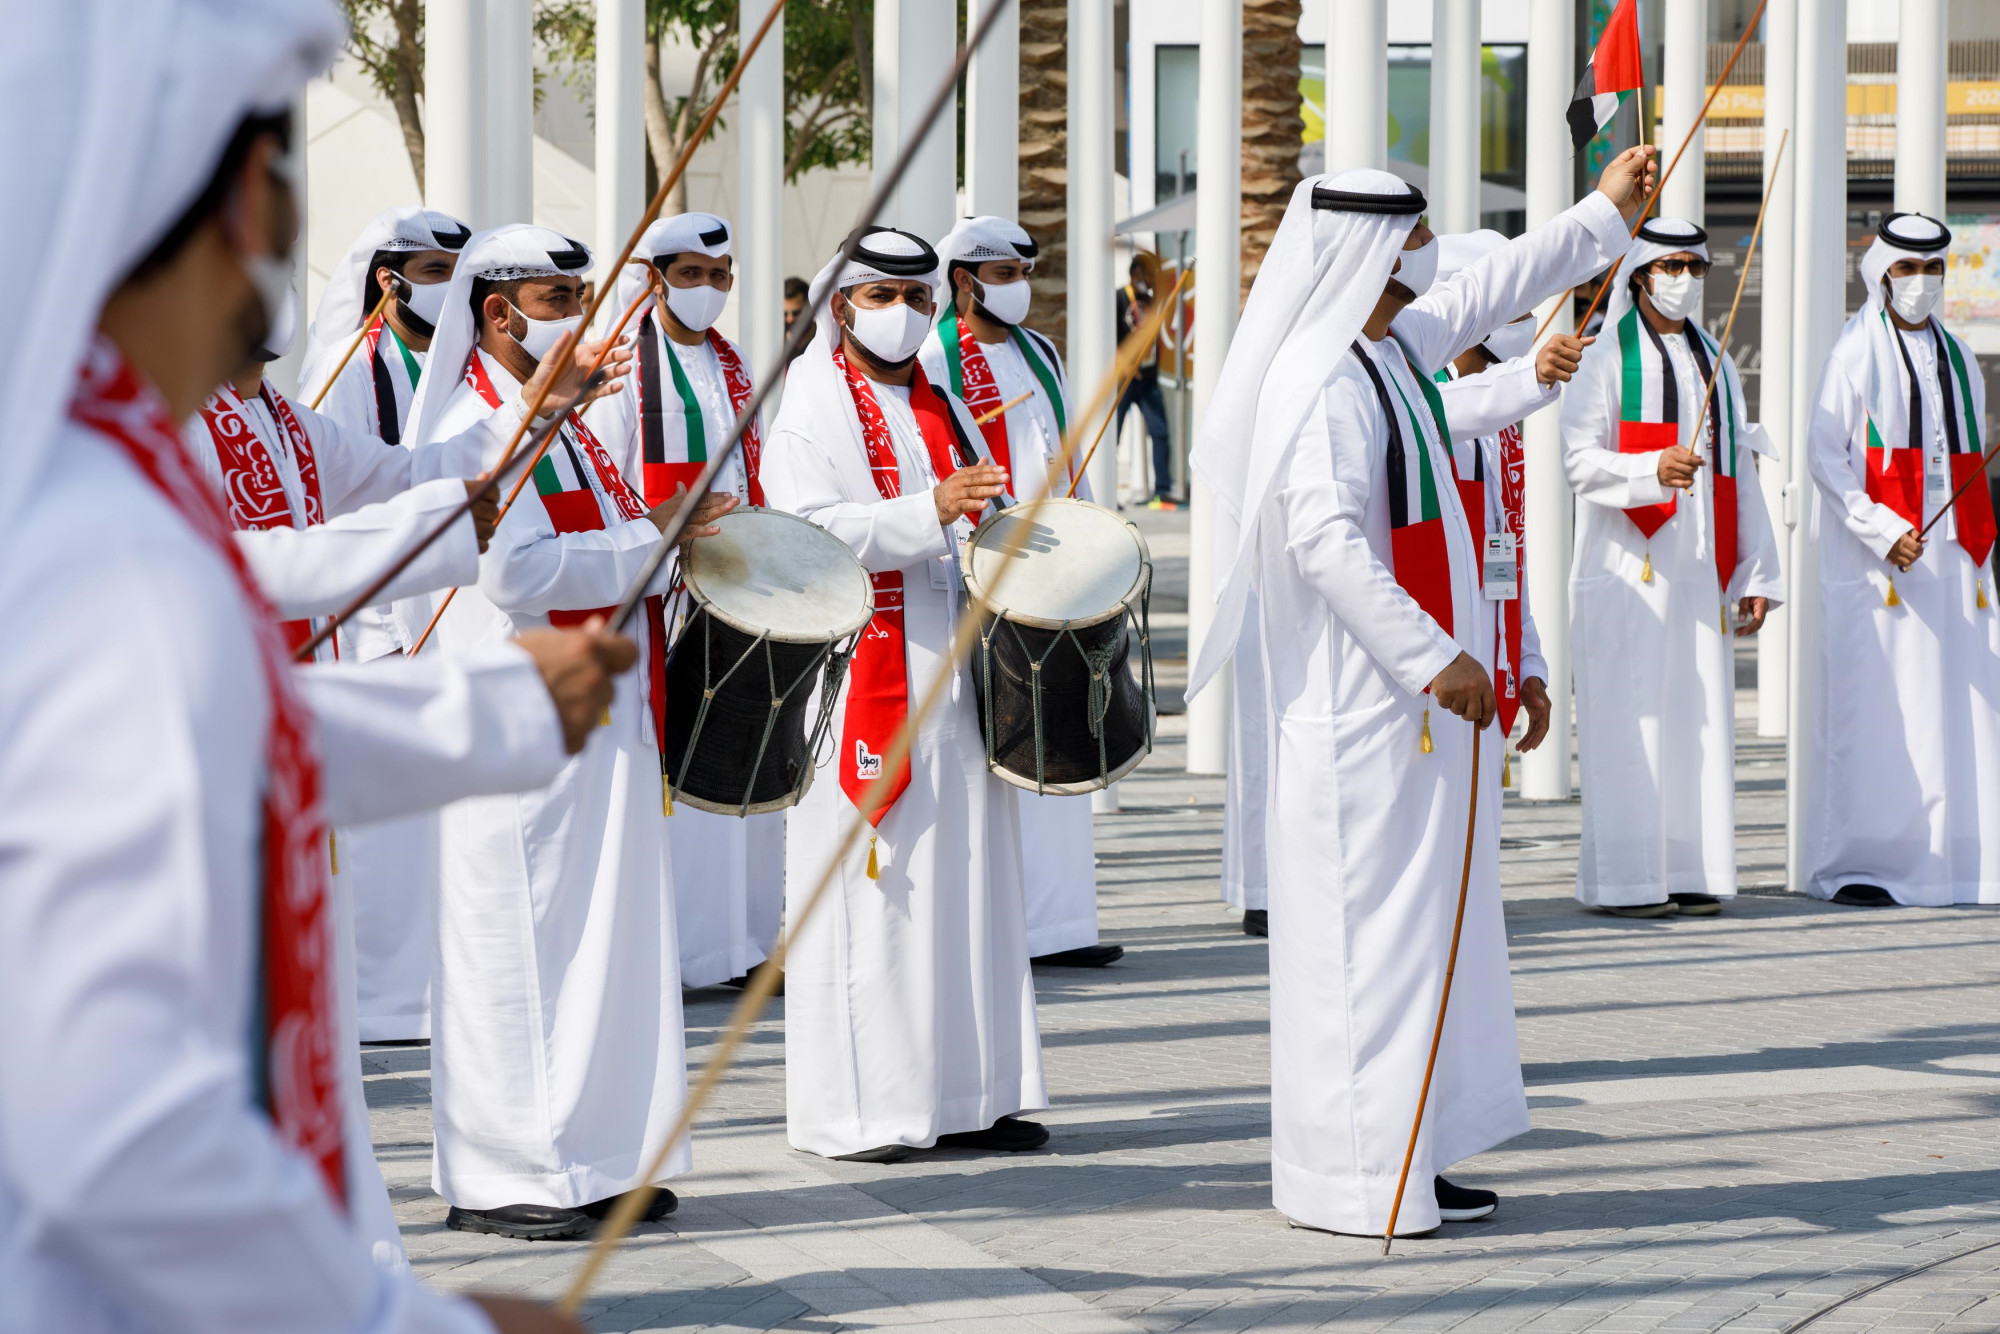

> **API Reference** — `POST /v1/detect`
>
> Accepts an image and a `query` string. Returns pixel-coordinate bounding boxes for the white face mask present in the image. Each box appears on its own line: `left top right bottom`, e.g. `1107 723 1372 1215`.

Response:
664 281 729 332
1481 317 1535 364
1888 273 1943 324
844 297 931 365
256 285 298 359
1646 271 1704 322
400 273 451 328
1392 236 1438 299
508 302 583 363
976 278 1032 327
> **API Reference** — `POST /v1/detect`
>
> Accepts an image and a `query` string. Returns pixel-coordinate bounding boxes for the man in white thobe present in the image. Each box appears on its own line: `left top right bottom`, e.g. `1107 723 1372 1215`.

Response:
1804 212 2000 906
414 223 730 1239
918 215 1118 968
585 211 784 989
1562 217 1784 917
1188 151 1651 1236
298 205 472 1040
1 6 636 1327
761 228 1048 1163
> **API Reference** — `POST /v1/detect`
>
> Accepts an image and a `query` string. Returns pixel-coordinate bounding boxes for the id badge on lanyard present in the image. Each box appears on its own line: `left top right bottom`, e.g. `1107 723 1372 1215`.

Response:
1483 532 1519 601
1925 433 1952 529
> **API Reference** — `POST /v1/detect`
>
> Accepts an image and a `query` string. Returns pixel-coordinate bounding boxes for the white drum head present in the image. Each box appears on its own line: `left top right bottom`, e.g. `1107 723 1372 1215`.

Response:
682 508 874 643
964 498 1148 630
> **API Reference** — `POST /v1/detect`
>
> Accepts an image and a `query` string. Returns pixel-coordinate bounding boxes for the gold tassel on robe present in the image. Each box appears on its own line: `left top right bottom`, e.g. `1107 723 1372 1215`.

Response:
662 783 674 817
1502 751 1512 787
1886 576 1901 608
866 833 880 880
599 705 612 727
1640 548 1653 583
1980 579 1990 611
329 830 339 876
1420 706 1434 754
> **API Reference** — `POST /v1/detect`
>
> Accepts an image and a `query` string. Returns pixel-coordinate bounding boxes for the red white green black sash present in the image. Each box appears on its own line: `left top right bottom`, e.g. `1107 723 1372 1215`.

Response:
636 316 766 507
365 321 423 445
198 381 329 657
935 309 1067 477
1435 364 1529 736
1865 312 1996 566
835 351 967 830
1353 338 1457 639
75 339 347 1212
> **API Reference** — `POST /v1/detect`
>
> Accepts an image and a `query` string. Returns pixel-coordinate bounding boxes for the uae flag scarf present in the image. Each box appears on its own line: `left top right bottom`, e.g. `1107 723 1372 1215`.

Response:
199 380 330 657
1616 306 1749 588
636 312 766 507
363 320 423 444
1352 338 1457 638
1862 309 1996 566
835 347 968 857
1435 365 1530 737
935 307 1067 476
75 340 348 1211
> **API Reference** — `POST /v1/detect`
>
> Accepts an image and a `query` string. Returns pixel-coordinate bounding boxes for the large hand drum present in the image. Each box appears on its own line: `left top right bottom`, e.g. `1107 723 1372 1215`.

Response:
962 498 1156 794
663 509 873 816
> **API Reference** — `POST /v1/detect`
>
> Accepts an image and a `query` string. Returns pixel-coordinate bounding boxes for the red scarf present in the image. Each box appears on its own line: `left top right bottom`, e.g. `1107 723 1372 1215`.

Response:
835 350 964 827
74 340 347 1210
198 382 327 658
710 331 767 507
1450 426 1527 737
950 314 1012 472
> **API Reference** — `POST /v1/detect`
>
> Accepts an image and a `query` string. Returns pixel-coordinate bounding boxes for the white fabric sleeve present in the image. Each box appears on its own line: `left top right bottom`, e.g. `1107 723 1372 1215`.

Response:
0 543 492 1334
1394 192 1629 371
1516 550 1548 686
1560 343 1674 510
301 640 568 825
235 478 480 619
1725 368 1786 605
760 427 952 574
302 397 513 517
1438 356 1558 441
1279 376 1464 697
478 492 672 617
1807 355 1911 561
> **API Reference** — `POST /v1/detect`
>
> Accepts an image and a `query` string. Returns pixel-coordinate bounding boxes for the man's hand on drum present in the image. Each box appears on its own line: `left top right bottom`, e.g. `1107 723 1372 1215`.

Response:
645 483 740 547
935 462 1008 526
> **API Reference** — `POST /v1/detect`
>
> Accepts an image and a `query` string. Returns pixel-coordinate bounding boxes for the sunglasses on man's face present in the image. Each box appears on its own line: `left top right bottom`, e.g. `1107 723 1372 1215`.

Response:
1649 257 1711 278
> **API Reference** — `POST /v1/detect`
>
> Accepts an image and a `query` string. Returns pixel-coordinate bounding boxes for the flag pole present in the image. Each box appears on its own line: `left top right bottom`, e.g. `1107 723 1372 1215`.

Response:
1687 129 1787 468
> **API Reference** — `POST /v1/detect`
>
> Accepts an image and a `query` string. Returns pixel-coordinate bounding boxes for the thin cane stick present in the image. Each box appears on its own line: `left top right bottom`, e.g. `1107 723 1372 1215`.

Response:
402 286 656 657
1687 129 1787 464
1068 264 1194 498
1382 724 1484 1256
974 389 1037 428
1531 0 1769 344
1917 437 2000 541
305 286 395 411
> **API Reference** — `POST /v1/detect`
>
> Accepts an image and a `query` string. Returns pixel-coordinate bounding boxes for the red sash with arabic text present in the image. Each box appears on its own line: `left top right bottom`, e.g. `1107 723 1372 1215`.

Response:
199 382 328 657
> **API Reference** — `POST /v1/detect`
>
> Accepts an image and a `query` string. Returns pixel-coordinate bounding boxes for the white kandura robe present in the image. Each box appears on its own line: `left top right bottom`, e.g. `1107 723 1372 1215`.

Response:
1254 192 1629 1235
1562 327 1783 906
1 408 565 1333
919 323 1101 956
1805 318 2000 904
761 364 1045 1158
586 324 783 986
428 349 691 1207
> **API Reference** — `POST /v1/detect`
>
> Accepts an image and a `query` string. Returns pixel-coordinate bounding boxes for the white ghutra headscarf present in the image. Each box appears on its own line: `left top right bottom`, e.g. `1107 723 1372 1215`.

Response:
606 211 734 333
299 206 472 396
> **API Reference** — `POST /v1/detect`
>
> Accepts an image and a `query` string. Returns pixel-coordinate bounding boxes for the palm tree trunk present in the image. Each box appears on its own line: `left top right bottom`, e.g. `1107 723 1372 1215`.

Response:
1240 0 1305 300
1018 0 1068 359
390 0 426 193
642 29 680 210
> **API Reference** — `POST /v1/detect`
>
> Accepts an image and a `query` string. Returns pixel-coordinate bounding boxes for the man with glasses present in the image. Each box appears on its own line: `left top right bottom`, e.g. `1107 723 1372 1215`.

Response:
1560 217 1783 920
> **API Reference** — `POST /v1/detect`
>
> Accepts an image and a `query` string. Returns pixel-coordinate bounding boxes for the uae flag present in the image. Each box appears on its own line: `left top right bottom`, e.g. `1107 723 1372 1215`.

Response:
1567 0 1645 153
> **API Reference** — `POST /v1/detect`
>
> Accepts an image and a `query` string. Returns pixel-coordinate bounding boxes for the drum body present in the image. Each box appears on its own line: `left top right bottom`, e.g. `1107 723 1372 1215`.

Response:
663 509 873 816
962 499 1155 795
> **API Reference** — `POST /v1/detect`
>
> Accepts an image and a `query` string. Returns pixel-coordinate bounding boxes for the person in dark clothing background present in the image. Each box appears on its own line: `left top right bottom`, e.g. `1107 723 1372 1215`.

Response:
1115 253 1177 509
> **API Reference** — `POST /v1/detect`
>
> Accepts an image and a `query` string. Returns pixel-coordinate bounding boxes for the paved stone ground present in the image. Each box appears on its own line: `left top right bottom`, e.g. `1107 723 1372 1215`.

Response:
366 510 2000 1331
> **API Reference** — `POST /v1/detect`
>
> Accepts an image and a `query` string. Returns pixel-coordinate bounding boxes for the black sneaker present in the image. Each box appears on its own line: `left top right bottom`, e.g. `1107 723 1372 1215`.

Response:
580 1187 678 1224
445 1203 591 1240
1032 944 1124 967
1242 910 1268 937
935 1116 1050 1152
1833 884 1896 906
830 1144 913 1163
1434 1176 1498 1221
1668 892 1723 916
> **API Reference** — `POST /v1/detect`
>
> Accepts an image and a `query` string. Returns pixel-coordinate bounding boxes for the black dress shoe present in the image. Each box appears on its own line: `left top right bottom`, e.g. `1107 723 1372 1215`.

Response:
1668 892 1723 916
581 1187 678 1223
1032 944 1124 967
1602 901 1678 918
1242 910 1268 937
1434 1176 1498 1221
935 1116 1050 1152
445 1203 590 1240
830 1144 913 1163
1833 884 1897 906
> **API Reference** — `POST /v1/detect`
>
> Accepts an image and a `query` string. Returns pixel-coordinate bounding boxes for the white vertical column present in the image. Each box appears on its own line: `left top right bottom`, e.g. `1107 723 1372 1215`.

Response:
872 0 958 241
1757 0 1797 738
1519 0 1573 801
1895 0 1947 217
487 0 534 225
1324 0 1387 173
1070 0 1117 506
1786 0 1845 893
1429 0 1482 232
595 0 645 317
425 0 486 226
966 0 1021 218
1187 0 1242 777
1659 0 1708 224
738 0 785 386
